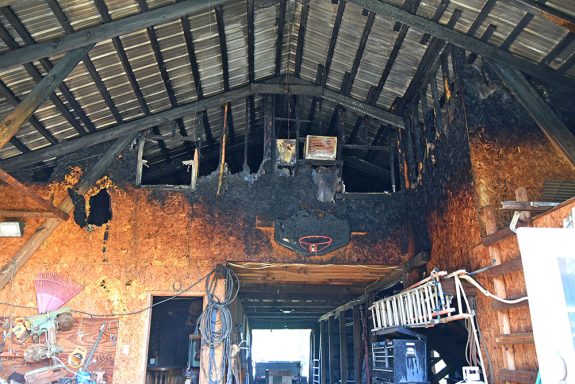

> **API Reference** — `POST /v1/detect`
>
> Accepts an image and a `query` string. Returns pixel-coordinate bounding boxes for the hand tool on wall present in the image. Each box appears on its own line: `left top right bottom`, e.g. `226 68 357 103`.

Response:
76 323 106 384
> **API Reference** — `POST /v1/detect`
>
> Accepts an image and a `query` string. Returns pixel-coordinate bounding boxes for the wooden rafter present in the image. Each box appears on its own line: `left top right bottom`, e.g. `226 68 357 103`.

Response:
322 0 346 86
0 168 68 220
93 0 171 163
540 32 574 68
215 5 230 92
489 61 575 167
180 13 215 146
137 0 194 158
0 45 93 150
347 0 575 89
275 0 287 76
0 134 136 291
0 23 89 137
1 80 405 171
246 0 256 83
1 7 97 134
502 0 575 32
45 0 124 124
294 0 310 78
0 0 226 69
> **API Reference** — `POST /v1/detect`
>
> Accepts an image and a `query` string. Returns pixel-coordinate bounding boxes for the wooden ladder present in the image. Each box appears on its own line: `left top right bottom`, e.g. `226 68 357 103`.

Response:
483 189 537 384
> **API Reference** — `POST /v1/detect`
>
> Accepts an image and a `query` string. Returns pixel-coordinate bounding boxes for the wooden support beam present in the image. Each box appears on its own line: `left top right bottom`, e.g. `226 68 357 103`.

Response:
215 5 230 92
0 80 54 147
1 7 97 134
347 0 575 89
0 168 68 220
275 0 287 76
420 0 449 45
0 210 61 219
294 0 310 78
246 0 256 83
489 61 575 167
45 0 124 125
0 0 226 69
94 0 171 163
483 206 516 372
320 320 327 384
491 297 529 311
496 332 534 345
467 24 496 64
328 317 336 384
541 32 574 68
353 307 361 384
138 0 193 158
498 369 538 383
502 0 575 32
323 0 346 86
0 45 92 150
397 9 461 112
0 134 135 291
0 23 88 138
339 313 348 384
482 258 523 278
1 81 404 171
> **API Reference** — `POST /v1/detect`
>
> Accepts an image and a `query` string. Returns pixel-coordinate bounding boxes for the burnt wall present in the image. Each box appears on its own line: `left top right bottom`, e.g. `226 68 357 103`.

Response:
0 155 410 382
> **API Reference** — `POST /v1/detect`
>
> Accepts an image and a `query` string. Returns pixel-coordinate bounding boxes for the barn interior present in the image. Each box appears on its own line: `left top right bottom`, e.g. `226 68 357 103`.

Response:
0 0 575 383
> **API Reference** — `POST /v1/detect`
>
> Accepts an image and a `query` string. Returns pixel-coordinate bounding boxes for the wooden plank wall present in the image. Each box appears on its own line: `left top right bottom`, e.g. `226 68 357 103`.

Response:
0 317 117 381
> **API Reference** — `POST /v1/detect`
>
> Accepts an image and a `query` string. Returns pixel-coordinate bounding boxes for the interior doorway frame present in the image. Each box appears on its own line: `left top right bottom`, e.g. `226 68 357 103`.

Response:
141 289 208 384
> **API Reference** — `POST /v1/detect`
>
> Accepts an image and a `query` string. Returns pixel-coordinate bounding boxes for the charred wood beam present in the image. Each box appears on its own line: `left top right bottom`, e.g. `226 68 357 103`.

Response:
540 32 574 68
94 0 171 163
467 24 496 65
215 5 230 92
323 0 346 86
1 7 97 134
247 0 256 83
557 52 575 75
420 0 449 45
345 156 390 179
366 124 391 161
488 61 575 166
0 134 136 291
0 79 55 147
0 0 226 69
393 0 421 32
294 0 310 77
0 168 68 220
348 11 376 93
347 0 575 88
347 117 365 144
396 9 462 112
499 12 534 52
306 64 325 134
138 0 194 157
180 14 215 146
327 11 375 133
0 23 89 137
502 0 575 32
1 81 405 171
275 0 287 76
467 0 497 38
46 0 123 124
225 103 236 144
0 45 92 150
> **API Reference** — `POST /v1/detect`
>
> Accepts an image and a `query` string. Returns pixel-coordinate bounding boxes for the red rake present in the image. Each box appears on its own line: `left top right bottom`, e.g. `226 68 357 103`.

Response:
34 273 83 313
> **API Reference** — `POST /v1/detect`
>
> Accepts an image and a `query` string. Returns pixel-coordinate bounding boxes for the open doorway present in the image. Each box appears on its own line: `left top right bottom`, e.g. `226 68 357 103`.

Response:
252 329 311 384
146 296 203 384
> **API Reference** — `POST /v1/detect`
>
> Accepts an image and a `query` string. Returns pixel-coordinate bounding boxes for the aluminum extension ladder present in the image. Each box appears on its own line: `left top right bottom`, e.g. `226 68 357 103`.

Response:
368 271 469 331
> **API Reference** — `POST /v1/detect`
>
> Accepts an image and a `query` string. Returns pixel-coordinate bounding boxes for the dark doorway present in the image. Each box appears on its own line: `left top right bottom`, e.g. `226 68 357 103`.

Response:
146 296 203 384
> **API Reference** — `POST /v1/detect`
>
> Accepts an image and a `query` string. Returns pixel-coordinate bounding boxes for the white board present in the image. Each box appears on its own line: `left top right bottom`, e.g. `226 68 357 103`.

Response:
517 227 575 383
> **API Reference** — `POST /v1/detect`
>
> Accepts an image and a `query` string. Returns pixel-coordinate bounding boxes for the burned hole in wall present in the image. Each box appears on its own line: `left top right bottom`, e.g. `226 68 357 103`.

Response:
68 188 112 228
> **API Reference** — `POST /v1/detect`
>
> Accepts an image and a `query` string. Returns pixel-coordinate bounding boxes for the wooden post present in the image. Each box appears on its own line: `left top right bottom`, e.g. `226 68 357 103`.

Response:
135 135 146 186
0 45 93 149
320 320 327 384
263 95 273 162
353 306 362 384
339 313 348 384
0 168 68 220
0 134 136 290
328 317 336 384
483 206 516 377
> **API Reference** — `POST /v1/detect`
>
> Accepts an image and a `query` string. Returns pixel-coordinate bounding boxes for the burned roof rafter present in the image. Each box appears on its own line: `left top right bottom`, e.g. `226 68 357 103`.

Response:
294 0 310 78
0 78 405 172
347 0 575 89
0 0 227 69
93 0 172 164
0 23 89 137
275 0 287 77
